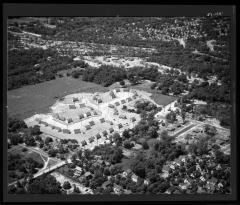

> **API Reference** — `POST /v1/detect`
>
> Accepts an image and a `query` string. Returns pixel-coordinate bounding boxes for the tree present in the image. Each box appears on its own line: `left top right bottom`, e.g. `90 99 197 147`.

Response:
204 124 217 136
8 133 23 145
77 150 83 159
84 149 92 160
165 111 177 123
103 167 110 176
119 80 125 86
28 175 62 194
30 125 42 136
73 184 80 193
45 137 53 144
142 141 149 149
111 148 123 164
123 140 134 149
24 134 36 146
63 181 71 190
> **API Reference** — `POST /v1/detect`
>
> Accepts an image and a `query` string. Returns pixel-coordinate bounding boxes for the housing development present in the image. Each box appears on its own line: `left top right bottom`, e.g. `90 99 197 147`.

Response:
7 16 231 195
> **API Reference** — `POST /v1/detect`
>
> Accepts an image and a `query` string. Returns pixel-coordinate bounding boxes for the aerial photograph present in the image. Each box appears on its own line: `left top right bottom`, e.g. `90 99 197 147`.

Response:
7 16 231 195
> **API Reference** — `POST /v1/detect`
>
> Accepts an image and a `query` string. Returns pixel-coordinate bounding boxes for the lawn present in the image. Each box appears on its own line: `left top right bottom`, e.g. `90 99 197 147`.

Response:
46 158 59 168
7 76 109 119
116 157 135 171
130 81 177 106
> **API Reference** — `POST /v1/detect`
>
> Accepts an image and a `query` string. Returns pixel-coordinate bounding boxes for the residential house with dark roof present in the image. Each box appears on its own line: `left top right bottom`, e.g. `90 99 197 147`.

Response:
79 103 86 108
69 104 76 109
89 121 95 126
79 114 84 119
96 133 101 139
109 128 114 133
100 118 105 123
118 123 123 129
67 118 73 123
63 129 71 134
86 112 91 117
127 97 132 102
74 129 81 134
121 99 126 104
115 102 120 106
85 125 91 130
102 130 108 136
72 97 79 102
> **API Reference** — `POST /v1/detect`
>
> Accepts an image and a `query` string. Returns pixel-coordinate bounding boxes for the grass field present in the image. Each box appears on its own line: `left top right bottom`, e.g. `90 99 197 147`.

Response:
8 145 44 165
7 76 109 119
130 81 177 106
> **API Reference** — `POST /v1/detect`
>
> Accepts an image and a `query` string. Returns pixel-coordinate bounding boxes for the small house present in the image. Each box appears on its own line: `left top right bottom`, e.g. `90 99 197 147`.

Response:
121 99 126 104
109 91 116 99
127 97 132 102
79 103 86 108
72 97 79 102
97 99 103 104
96 133 101 139
89 121 95 126
109 128 114 133
79 114 84 119
100 118 105 123
69 104 76 109
42 121 48 127
102 130 108 136
115 88 121 92
119 114 127 119
63 129 71 134
81 140 87 146
108 104 115 108
59 116 66 121
74 129 81 134
118 123 123 129
88 137 94 143
130 117 136 122
86 112 91 117
85 125 91 130
115 102 120 106
123 88 130 92
67 118 73 123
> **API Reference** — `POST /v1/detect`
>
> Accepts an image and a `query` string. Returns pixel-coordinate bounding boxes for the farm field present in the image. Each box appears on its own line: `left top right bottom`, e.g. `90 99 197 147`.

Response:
7 76 108 119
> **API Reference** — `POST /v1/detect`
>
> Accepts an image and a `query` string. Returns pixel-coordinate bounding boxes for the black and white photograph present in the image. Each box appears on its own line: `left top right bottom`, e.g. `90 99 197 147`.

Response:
3 4 236 201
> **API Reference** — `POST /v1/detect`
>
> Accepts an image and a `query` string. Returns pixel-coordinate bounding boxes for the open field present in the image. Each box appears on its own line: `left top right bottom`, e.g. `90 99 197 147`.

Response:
7 76 109 119
8 145 45 165
130 81 177 106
